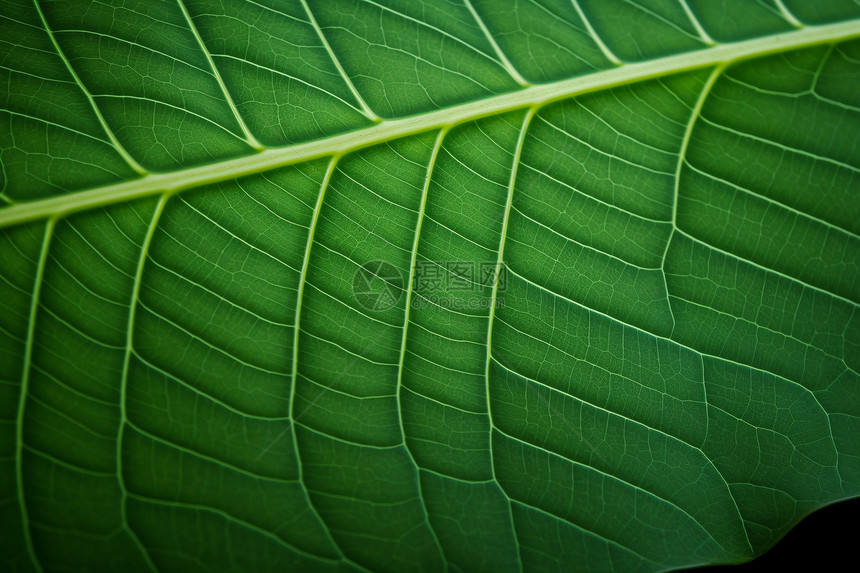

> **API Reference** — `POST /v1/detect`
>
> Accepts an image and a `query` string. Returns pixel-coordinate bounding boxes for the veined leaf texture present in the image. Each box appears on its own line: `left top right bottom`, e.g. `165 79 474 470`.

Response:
1 1 859 571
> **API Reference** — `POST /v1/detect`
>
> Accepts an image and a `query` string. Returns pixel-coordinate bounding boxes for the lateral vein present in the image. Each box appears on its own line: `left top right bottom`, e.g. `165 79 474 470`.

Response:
175 0 264 150
15 218 54 573
299 0 381 121
30 0 147 175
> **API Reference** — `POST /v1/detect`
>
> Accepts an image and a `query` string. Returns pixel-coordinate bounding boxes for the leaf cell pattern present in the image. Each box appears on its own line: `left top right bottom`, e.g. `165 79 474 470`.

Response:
1 1 859 572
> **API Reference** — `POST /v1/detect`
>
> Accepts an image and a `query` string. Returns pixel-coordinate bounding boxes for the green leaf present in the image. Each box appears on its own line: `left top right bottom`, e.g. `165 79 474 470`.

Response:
2 1 859 571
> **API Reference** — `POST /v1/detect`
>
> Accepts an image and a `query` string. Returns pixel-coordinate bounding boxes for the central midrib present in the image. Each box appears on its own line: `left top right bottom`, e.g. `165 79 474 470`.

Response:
2 19 858 228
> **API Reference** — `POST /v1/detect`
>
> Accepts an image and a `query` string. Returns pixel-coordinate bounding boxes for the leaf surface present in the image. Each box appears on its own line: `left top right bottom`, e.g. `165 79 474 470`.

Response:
1 1 859 572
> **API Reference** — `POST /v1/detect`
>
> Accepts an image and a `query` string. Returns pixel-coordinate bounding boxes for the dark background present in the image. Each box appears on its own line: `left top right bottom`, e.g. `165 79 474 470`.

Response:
683 497 858 571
